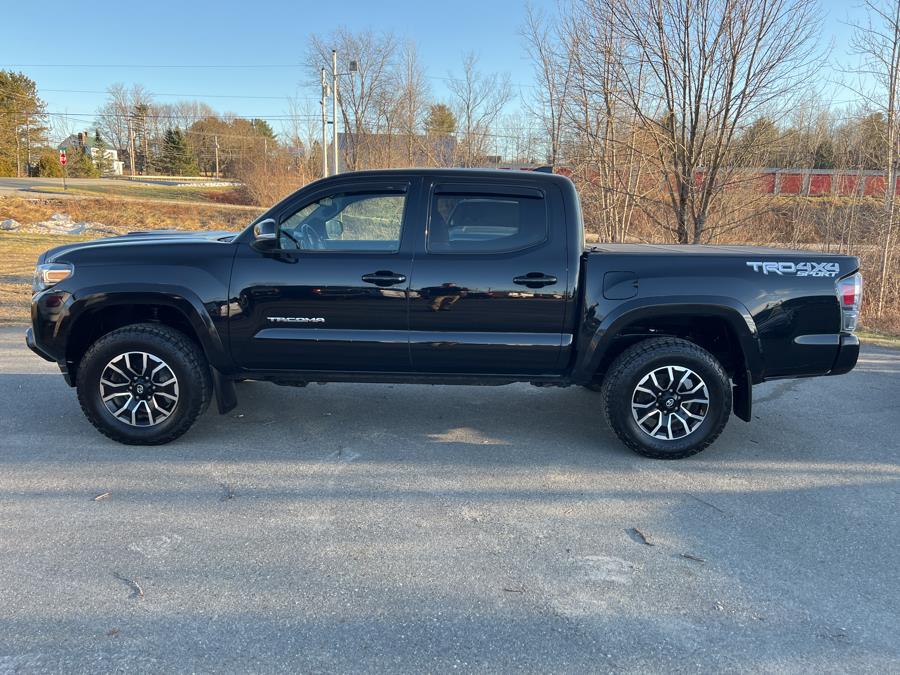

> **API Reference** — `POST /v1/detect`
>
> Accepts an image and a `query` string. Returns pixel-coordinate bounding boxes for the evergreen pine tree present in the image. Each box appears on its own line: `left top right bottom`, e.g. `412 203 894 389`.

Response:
160 128 199 176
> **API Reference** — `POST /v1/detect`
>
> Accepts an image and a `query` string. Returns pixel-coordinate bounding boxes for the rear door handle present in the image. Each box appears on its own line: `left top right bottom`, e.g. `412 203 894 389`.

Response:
362 270 407 287
513 272 558 288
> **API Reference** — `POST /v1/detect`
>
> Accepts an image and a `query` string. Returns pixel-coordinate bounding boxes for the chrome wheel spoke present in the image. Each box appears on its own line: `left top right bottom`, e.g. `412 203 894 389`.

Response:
102 391 130 402
112 395 133 417
682 381 705 395
106 363 129 380
637 409 660 425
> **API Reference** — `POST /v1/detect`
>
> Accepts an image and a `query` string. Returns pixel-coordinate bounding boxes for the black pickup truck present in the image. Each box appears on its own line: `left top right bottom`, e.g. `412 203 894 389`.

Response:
27 169 862 458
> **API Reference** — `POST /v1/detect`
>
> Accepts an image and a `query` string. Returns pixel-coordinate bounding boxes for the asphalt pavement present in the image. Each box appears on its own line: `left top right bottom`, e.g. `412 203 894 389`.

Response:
0 326 898 673
0 177 102 197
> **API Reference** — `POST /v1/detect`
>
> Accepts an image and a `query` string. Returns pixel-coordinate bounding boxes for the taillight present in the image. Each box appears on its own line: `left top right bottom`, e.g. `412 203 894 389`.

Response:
836 272 862 333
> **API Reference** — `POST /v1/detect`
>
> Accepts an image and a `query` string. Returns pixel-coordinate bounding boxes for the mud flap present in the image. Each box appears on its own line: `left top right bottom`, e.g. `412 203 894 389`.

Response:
210 367 237 414
732 368 752 422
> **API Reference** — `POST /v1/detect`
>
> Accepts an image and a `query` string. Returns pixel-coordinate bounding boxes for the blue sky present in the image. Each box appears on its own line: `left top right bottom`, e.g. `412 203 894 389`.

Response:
2 0 869 140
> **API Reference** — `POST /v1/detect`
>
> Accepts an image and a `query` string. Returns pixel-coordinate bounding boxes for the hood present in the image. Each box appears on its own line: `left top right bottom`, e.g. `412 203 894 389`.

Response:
42 229 238 263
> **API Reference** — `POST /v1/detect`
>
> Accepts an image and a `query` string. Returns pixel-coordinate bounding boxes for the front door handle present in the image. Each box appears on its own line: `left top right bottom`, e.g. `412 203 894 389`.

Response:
513 272 558 288
362 270 407 287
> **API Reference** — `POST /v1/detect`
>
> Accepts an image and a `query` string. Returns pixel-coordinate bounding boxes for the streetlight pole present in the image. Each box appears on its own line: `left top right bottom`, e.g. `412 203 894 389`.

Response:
332 49 339 175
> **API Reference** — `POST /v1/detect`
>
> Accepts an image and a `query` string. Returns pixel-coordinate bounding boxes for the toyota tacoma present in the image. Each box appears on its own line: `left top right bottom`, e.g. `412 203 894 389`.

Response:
26 169 862 458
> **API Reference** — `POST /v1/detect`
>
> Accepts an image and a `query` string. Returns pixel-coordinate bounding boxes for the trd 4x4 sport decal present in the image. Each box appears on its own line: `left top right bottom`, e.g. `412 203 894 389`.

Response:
746 261 840 277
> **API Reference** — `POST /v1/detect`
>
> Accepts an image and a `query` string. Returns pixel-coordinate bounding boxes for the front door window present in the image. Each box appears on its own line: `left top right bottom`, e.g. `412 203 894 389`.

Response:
279 191 406 253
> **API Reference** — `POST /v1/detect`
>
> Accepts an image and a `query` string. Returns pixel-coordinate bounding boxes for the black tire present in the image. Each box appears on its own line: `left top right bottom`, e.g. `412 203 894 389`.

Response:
76 323 212 445
600 337 731 460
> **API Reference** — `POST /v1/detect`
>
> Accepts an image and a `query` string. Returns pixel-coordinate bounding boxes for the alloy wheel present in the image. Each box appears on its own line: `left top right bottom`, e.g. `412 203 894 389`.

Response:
631 365 709 441
98 351 179 427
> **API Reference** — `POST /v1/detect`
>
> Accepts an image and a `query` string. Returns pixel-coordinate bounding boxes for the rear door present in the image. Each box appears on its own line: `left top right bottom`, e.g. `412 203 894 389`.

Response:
408 179 570 374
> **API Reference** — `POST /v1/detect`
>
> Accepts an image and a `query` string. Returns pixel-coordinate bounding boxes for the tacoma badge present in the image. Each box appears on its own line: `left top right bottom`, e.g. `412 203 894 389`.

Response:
267 317 325 323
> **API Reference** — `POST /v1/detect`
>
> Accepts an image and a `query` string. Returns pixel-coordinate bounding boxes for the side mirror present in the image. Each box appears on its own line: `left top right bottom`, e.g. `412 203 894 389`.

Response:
325 218 343 239
253 218 277 241
251 218 278 251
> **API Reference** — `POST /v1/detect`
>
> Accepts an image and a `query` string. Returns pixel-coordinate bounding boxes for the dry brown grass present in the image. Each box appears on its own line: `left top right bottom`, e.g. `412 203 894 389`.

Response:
0 196 263 233
0 233 91 324
233 159 317 207
0 195 266 325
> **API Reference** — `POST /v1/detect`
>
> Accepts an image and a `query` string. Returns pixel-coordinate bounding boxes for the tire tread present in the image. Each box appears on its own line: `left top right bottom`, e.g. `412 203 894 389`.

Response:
75 323 211 445
600 337 730 460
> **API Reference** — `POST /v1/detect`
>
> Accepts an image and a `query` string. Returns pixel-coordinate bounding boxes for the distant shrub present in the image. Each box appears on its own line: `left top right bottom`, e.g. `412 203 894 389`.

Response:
0 156 15 177
34 151 63 177
66 148 100 178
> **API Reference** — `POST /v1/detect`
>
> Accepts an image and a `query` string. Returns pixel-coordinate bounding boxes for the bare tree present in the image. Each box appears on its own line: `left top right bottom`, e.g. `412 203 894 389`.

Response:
391 41 430 166
95 84 153 173
521 4 573 167
495 114 542 163
447 52 513 166
556 0 651 242
849 0 900 317
605 0 823 243
284 95 323 175
309 28 399 170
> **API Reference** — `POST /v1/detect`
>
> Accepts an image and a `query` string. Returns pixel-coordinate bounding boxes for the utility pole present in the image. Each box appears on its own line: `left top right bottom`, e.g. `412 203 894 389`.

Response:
332 49 339 175
128 116 136 177
14 112 21 178
214 135 220 178
25 111 31 176
321 67 329 178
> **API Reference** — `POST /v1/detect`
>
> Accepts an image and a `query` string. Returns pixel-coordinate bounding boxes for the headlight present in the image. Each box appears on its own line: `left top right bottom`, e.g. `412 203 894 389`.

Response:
33 263 74 293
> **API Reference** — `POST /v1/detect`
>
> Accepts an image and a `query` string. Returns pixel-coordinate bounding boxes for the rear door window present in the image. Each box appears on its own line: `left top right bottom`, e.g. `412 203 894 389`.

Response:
428 189 548 253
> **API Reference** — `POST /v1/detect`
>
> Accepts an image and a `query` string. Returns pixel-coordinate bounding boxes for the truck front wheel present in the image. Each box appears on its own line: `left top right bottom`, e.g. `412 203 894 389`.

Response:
600 337 732 459
75 323 212 445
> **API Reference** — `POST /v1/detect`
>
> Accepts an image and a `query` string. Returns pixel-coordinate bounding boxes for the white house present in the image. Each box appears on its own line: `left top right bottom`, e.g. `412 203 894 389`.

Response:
58 132 125 176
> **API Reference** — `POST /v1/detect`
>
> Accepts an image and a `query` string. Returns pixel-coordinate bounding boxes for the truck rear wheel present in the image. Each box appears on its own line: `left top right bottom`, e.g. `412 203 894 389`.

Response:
76 323 212 445
600 337 731 459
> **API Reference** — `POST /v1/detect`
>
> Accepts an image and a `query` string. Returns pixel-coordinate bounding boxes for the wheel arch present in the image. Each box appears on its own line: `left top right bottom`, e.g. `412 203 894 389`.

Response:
574 298 761 422
63 290 230 382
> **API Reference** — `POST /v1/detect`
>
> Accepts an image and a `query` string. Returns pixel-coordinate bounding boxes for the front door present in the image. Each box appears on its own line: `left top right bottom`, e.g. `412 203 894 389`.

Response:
408 179 570 374
228 178 418 372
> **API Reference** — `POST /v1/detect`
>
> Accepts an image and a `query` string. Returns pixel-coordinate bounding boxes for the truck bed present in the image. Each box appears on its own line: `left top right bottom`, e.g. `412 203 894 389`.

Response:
586 243 844 256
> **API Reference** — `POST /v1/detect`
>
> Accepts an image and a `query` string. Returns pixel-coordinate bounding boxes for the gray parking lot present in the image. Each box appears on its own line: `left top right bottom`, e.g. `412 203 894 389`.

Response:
0 326 898 673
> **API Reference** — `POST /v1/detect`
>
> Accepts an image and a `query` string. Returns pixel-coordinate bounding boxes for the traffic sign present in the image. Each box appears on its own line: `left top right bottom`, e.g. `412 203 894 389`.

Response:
59 150 67 166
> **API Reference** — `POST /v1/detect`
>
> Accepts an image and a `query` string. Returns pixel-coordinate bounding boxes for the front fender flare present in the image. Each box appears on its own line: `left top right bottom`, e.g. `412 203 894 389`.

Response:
62 283 231 370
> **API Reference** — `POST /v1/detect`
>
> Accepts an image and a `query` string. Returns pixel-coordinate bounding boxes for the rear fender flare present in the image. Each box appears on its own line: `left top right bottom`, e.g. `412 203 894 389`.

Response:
573 296 762 384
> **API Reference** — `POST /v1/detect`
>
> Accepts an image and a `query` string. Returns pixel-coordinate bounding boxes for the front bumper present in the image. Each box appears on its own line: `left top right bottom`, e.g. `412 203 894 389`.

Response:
829 334 860 375
25 327 54 362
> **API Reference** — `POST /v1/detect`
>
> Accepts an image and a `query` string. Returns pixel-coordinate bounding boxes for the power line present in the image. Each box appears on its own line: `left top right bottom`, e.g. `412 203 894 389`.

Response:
39 87 317 102
34 111 321 121
0 63 303 69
